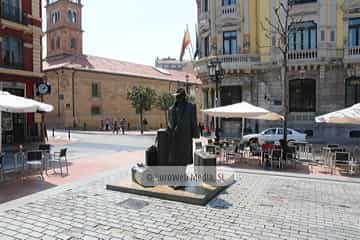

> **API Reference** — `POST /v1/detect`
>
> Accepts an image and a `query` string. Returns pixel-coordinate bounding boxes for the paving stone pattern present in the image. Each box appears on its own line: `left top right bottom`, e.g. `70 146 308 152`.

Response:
0 171 359 240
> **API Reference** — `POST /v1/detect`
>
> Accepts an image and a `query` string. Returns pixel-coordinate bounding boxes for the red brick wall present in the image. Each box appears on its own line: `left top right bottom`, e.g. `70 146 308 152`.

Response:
22 0 32 14
24 47 33 71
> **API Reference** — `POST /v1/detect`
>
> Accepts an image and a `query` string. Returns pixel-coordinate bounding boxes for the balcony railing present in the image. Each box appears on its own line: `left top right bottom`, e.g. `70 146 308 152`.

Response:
221 5 239 17
288 49 318 61
348 46 360 56
0 2 27 25
194 54 260 73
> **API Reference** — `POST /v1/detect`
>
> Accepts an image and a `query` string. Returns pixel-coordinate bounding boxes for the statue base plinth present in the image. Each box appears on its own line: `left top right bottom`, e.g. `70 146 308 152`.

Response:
106 174 235 206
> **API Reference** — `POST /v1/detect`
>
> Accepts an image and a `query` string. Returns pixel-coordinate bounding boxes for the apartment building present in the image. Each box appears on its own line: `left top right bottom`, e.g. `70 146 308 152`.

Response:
0 0 43 145
195 0 360 142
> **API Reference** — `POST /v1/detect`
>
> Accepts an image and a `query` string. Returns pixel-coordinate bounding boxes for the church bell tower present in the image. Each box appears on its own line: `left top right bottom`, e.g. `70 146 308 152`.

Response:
46 0 83 60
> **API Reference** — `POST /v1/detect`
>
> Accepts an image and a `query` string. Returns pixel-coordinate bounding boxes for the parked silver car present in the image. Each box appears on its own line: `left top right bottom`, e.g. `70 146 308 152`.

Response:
242 128 307 145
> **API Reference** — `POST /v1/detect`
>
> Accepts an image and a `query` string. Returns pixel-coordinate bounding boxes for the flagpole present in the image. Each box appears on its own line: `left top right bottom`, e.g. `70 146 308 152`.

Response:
187 24 195 58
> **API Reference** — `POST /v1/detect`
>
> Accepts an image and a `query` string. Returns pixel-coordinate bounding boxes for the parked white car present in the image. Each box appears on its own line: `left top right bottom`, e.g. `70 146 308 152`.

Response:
242 128 307 145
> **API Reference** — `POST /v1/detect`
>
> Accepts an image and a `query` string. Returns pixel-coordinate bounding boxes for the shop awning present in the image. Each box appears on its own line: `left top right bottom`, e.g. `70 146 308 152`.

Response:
202 102 283 137
315 103 360 125
0 91 54 152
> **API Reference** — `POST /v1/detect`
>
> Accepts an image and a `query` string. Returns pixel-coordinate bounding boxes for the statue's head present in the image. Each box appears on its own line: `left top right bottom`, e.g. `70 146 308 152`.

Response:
174 88 186 102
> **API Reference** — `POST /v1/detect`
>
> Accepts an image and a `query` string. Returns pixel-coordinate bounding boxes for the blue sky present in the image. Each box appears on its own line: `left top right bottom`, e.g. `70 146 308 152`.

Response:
42 0 197 66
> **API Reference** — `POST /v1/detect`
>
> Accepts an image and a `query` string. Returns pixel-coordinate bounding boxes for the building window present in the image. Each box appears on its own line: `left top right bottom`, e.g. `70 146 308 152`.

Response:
91 106 101 115
70 38 76 49
330 30 335 42
349 18 360 48
321 30 325 41
289 79 316 112
203 0 208 12
56 37 60 49
221 86 242 106
223 31 237 55
350 131 360 138
2 36 23 68
290 0 317 4
68 9 77 23
51 38 55 50
289 21 317 50
50 10 60 24
1 0 21 22
91 83 100 97
346 78 360 107
222 0 237 6
204 35 210 57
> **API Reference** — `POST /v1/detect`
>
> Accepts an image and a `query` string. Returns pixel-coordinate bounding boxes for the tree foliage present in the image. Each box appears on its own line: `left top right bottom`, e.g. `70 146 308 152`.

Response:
157 92 175 126
157 92 175 112
127 86 157 133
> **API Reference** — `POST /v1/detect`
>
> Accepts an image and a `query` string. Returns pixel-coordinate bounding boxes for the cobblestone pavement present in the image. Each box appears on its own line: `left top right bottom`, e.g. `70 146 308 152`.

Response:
0 169 359 240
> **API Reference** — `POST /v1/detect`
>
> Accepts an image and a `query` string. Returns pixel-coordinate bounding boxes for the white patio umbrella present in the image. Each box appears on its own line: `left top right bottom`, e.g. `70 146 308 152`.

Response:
0 91 54 152
315 103 360 125
202 101 283 137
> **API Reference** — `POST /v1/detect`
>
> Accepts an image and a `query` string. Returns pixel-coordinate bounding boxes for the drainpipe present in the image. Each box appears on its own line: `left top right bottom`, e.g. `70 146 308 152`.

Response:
71 69 76 128
56 70 60 118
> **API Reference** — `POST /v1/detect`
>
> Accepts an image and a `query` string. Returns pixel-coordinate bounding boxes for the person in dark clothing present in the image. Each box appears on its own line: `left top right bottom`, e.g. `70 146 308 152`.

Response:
113 120 119 135
120 118 127 135
198 122 204 136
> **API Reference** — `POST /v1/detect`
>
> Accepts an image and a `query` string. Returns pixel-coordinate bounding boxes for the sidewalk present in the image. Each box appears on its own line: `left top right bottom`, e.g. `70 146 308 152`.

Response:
53 129 157 136
0 150 143 204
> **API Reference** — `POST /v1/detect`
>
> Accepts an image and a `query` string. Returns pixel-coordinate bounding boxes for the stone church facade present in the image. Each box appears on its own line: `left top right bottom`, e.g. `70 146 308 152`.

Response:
43 0 201 130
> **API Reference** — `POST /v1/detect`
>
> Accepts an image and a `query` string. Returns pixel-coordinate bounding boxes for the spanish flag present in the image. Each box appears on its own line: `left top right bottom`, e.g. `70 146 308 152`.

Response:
180 29 191 61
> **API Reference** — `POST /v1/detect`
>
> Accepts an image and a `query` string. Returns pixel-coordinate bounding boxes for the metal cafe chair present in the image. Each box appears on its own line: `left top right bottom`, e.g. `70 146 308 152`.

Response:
52 148 69 177
334 152 351 173
23 151 44 180
269 149 283 169
39 144 52 175
194 141 203 152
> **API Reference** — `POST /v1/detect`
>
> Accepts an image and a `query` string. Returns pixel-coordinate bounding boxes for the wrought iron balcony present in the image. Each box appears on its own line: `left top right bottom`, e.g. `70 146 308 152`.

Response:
0 2 27 25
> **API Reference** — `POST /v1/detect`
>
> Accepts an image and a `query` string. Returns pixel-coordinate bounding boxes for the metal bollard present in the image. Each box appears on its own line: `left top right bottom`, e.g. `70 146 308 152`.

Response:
68 129 71 141
52 128 55 137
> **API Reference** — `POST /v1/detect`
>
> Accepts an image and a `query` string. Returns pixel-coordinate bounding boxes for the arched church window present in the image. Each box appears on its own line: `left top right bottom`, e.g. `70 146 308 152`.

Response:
70 38 76 49
68 9 77 23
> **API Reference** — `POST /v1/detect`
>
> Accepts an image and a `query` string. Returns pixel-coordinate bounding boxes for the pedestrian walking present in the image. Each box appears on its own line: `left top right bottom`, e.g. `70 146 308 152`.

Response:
120 118 127 135
113 120 119 135
198 122 204 137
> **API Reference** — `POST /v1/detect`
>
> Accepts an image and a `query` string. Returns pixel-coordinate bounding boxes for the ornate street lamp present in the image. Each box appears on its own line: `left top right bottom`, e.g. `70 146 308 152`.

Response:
207 58 225 142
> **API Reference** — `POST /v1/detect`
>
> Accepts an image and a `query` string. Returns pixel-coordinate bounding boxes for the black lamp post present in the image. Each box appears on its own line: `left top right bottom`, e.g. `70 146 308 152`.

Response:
185 74 190 94
207 58 225 142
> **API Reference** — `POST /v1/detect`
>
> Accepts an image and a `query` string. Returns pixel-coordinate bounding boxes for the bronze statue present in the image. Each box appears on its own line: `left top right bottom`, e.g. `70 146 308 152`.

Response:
168 88 199 166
